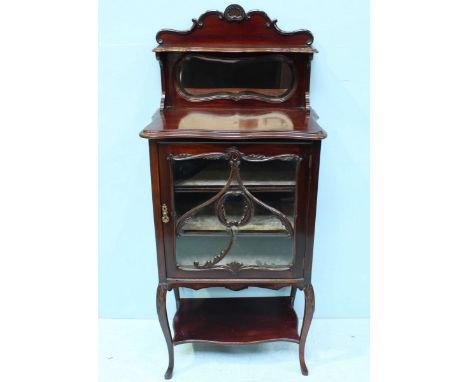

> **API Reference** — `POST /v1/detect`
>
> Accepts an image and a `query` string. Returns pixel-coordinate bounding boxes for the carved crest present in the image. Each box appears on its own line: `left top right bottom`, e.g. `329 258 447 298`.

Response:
156 4 314 48
224 4 246 21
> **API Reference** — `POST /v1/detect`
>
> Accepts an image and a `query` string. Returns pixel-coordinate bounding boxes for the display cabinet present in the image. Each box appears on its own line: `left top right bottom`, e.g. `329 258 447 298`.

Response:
140 4 327 378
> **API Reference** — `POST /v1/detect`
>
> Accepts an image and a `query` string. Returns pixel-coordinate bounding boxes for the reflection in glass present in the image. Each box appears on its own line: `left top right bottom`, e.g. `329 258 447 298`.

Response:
178 112 293 131
177 55 295 100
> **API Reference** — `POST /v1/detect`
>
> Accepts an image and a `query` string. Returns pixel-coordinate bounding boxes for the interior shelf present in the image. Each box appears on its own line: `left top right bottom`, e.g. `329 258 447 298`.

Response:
175 235 294 268
174 185 295 193
172 297 299 345
179 214 293 235
174 161 296 189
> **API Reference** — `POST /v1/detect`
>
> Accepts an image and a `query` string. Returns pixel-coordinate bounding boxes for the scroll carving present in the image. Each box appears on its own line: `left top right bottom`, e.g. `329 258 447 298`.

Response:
193 228 235 269
175 164 236 234
178 262 292 275
168 148 300 163
241 153 302 162
168 147 301 273
156 5 314 47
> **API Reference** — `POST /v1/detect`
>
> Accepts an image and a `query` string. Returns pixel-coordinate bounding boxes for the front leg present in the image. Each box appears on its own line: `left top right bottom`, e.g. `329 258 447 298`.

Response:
299 284 315 376
156 284 174 379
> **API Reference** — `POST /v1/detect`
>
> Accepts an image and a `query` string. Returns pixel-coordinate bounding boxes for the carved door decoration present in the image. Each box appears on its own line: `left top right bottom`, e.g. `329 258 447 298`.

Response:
168 146 301 274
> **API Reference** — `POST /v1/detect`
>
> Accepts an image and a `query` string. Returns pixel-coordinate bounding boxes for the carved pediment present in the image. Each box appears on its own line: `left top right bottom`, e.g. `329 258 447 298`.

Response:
156 4 314 48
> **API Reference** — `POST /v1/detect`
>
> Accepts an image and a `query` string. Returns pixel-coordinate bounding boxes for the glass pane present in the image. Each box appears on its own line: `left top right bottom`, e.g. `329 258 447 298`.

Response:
176 236 293 268
177 55 295 100
175 191 294 235
172 151 299 271
174 159 296 189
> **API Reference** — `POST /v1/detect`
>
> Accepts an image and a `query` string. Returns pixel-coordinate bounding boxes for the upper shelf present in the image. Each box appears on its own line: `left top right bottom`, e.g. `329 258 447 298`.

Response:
155 4 316 51
140 107 327 141
154 46 317 53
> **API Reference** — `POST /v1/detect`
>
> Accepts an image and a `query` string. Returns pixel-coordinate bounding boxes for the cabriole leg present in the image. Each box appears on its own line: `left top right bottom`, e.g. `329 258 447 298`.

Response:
156 284 174 379
299 284 315 376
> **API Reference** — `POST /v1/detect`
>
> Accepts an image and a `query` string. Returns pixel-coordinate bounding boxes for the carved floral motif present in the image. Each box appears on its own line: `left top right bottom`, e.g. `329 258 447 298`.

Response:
193 228 235 269
224 4 246 22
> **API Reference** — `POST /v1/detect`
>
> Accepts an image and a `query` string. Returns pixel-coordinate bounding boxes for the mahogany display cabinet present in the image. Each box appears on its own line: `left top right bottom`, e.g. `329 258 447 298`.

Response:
140 4 327 379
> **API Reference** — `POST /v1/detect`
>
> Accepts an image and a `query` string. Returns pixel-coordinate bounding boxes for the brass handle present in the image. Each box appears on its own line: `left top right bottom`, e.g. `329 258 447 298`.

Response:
161 204 170 224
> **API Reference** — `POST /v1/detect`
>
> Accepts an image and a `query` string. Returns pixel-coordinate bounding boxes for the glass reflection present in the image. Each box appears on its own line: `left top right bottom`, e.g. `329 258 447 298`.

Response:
177 55 295 100
178 112 293 131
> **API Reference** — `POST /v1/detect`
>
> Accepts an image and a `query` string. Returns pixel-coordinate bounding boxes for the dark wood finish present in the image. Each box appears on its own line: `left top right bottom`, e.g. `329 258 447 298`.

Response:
299 284 315 376
157 142 311 280
153 5 316 110
173 297 299 344
149 142 167 280
173 287 180 309
290 286 298 306
156 284 174 379
141 5 326 378
140 107 326 141
155 5 314 49
157 53 313 109
167 278 305 291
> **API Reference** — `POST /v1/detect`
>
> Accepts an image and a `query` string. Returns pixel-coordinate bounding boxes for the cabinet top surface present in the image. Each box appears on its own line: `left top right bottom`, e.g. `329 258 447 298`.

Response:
140 107 327 141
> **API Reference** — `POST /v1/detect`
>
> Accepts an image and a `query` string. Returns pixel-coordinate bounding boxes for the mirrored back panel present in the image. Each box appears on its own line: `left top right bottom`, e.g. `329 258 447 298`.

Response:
176 55 296 102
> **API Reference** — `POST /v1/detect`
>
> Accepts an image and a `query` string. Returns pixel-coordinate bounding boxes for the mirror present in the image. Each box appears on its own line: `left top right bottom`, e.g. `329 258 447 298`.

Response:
177 55 295 101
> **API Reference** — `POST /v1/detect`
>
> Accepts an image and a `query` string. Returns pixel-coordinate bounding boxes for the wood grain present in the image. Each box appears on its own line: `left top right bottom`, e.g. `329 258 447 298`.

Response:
173 297 299 344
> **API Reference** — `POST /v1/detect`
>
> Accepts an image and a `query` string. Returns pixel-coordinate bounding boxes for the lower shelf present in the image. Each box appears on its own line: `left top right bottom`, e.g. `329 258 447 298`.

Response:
173 297 299 345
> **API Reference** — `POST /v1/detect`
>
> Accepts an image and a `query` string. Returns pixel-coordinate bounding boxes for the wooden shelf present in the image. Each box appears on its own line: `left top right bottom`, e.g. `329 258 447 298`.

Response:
174 185 295 193
173 297 299 345
179 214 293 235
174 161 296 188
154 46 317 53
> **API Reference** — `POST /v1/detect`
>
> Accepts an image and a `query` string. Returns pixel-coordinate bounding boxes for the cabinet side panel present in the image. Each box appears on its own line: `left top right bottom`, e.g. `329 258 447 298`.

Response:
304 141 322 282
149 140 167 281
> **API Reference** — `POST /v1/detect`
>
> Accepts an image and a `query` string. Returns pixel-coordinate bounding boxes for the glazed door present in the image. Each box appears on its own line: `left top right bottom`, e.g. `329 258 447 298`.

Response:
158 143 309 279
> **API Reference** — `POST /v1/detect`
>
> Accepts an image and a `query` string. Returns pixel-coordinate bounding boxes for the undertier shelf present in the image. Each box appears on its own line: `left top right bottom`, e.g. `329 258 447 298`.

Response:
172 297 299 345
